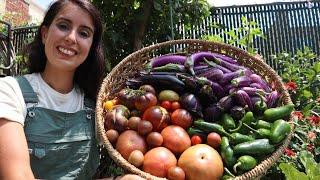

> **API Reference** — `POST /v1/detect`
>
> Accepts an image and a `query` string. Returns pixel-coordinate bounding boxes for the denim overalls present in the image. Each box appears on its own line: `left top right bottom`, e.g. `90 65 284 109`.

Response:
16 76 99 180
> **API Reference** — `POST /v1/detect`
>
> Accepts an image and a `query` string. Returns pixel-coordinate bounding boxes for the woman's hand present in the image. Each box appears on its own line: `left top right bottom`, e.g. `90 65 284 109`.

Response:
116 174 146 180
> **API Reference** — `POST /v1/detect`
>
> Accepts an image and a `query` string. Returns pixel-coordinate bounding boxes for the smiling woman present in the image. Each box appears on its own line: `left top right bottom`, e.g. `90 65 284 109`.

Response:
0 0 105 179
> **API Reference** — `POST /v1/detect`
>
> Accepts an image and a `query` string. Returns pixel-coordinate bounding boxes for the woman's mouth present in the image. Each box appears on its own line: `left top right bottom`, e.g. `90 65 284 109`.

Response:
58 46 76 56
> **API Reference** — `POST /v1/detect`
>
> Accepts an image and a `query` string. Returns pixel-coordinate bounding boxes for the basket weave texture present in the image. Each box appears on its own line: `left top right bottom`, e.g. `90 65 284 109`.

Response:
96 39 294 180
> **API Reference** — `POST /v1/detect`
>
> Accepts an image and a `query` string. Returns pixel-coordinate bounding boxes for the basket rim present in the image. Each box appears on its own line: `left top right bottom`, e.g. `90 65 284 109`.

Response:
96 39 294 180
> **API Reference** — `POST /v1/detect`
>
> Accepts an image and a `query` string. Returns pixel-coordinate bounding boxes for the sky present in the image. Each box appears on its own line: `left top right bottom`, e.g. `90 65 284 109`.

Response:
37 0 303 10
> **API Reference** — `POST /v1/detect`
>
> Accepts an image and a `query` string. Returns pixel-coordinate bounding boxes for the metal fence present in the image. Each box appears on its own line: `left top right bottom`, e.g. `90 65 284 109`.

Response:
12 25 38 54
2 1 320 74
177 1 320 70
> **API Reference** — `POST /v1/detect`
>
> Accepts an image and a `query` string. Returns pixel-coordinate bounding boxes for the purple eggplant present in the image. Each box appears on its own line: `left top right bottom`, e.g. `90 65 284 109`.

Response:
219 69 251 85
204 59 232 73
235 90 253 110
203 104 222 122
250 95 267 105
239 87 267 96
152 63 185 72
180 93 203 117
212 53 238 64
250 83 264 89
231 76 252 87
266 90 280 108
249 74 271 92
190 51 216 66
217 95 234 112
150 55 187 68
211 56 246 72
198 68 224 81
127 73 185 93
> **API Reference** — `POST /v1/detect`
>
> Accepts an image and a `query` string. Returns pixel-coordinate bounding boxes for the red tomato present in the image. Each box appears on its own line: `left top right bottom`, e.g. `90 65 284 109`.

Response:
171 109 193 129
142 106 170 132
161 100 172 110
135 92 157 112
207 132 221 149
191 135 202 145
171 101 181 111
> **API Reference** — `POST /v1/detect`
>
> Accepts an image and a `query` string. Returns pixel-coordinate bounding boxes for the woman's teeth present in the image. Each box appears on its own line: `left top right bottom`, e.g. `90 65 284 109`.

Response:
58 47 75 56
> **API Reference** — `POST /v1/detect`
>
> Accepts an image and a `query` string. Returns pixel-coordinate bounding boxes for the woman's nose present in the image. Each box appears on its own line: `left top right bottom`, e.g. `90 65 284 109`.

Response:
65 29 77 43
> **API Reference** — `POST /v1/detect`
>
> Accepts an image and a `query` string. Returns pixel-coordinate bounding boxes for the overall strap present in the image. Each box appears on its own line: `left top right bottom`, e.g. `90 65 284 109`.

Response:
15 76 39 103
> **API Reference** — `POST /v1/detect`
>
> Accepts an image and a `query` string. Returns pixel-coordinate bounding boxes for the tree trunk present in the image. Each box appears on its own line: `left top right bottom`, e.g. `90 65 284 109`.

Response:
133 0 153 51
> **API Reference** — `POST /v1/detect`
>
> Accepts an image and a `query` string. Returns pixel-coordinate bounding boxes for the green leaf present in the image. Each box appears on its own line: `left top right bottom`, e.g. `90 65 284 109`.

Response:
314 62 320 73
303 90 313 98
279 163 309 180
299 151 320 179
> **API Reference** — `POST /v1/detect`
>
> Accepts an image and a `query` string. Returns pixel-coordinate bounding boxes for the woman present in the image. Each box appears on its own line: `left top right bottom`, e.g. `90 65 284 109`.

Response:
0 0 142 179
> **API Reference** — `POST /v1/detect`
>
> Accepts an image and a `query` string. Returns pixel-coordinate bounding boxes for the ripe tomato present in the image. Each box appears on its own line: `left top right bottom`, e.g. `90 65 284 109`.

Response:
142 106 170 132
191 135 202 145
207 132 221 149
167 166 185 180
146 132 163 148
171 101 181 111
171 109 193 129
161 100 172 110
135 92 157 112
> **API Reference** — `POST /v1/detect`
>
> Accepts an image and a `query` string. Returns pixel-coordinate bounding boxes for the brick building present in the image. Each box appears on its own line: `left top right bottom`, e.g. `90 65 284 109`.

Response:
0 0 45 27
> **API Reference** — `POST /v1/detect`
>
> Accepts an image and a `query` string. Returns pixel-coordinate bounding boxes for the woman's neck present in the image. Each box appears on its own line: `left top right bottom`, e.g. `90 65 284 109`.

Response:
41 70 75 94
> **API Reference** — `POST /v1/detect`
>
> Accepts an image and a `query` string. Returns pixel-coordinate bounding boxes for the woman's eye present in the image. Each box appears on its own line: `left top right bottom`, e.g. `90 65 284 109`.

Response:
79 30 91 38
57 23 69 31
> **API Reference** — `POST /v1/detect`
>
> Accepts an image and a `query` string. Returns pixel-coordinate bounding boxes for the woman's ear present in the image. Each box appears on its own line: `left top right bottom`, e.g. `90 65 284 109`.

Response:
41 26 48 45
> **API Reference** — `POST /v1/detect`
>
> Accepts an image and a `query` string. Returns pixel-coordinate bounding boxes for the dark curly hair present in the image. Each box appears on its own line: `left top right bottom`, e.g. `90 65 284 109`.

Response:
24 0 105 101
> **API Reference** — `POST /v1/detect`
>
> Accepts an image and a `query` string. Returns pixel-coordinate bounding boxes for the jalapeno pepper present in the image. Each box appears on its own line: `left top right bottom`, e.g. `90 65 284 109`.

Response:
239 111 255 133
234 139 275 155
230 112 254 133
255 120 271 129
263 104 295 122
187 127 207 138
270 119 291 144
220 137 237 167
194 120 232 138
233 155 257 173
256 128 271 139
221 113 236 131
230 132 255 145
254 94 268 115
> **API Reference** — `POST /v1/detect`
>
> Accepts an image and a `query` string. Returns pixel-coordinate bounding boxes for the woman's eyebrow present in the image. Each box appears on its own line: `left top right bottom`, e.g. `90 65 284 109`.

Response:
56 17 94 33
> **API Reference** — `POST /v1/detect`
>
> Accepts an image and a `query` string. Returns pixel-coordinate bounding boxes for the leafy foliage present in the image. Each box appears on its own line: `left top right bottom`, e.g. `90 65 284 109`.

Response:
91 0 211 71
279 151 320 180
202 16 265 54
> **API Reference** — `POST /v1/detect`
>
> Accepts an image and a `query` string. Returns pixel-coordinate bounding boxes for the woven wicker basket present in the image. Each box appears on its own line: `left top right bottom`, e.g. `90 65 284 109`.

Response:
96 39 294 180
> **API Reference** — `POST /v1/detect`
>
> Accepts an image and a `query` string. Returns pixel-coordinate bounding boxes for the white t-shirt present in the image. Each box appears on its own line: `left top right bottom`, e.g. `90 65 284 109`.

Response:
0 73 84 126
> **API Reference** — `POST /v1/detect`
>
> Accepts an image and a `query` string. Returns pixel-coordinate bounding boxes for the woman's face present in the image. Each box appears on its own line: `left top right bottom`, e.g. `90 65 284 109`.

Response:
41 3 94 72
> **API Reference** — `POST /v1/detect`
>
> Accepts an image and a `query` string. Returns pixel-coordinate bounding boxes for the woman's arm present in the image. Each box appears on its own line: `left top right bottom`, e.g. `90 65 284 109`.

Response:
0 118 34 179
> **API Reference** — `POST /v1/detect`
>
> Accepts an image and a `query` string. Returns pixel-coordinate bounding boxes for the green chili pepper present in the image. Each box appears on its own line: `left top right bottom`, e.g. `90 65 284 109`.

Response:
233 155 257 173
256 128 271 139
270 119 291 144
239 112 255 133
187 127 207 138
220 137 237 167
234 139 275 155
230 112 254 133
255 120 271 129
221 113 236 131
194 120 232 138
254 94 268 115
263 104 295 122
230 132 255 145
